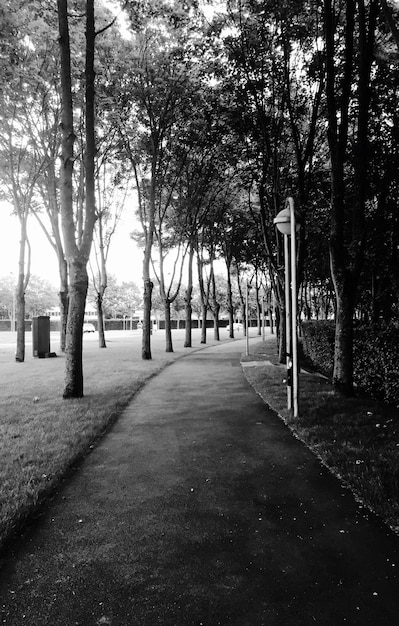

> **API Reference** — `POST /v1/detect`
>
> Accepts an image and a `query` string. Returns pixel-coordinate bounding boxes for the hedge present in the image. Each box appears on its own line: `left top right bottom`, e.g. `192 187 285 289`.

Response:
353 325 399 406
300 321 335 378
301 320 399 406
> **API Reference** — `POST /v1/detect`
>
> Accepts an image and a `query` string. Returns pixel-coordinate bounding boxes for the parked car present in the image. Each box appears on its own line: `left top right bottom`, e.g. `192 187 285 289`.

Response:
83 322 96 333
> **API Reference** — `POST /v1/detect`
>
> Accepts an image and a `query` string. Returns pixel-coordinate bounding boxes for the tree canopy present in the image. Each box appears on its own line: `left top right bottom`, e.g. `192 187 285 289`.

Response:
1 0 399 395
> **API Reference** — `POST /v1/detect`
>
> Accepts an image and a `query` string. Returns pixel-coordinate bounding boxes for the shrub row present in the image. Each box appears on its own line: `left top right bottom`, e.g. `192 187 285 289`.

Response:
300 320 335 378
353 325 399 406
301 320 399 406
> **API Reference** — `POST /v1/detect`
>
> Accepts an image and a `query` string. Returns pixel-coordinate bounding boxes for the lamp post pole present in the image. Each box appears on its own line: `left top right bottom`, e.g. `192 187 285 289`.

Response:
273 197 300 418
283 230 292 411
288 197 299 419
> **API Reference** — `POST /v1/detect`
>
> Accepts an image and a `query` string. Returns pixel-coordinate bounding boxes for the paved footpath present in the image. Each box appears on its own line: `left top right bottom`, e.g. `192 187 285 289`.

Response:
1 340 399 625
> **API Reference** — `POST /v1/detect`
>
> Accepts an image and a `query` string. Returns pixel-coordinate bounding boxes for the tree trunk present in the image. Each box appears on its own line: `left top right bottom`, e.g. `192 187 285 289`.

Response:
210 262 220 341
324 0 377 395
324 0 354 394
276 304 285 362
164 299 173 353
184 243 194 348
58 257 68 352
212 303 220 341
58 0 97 397
142 278 153 359
269 304 274 334
226 260 234 339
184 294 192 347
59 288 68 352
257 294 262 336
15 283 25 363
200 304 207 344
236 267 246 337
63 259 88 398
47 154 68 352
141 173 155 359
15 216 28 362
96 293 106 348
58 0 76 387
333 288 354 393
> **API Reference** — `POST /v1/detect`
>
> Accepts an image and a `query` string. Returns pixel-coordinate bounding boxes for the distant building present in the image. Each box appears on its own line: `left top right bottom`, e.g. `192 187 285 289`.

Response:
46 304 97 320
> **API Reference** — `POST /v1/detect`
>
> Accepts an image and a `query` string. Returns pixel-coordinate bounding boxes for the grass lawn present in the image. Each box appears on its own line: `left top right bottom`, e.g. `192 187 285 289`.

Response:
243 334 399 535
0 328 231 552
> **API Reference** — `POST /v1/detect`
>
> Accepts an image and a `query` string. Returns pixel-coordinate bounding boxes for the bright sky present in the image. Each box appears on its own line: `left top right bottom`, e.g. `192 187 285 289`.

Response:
0 201 144 287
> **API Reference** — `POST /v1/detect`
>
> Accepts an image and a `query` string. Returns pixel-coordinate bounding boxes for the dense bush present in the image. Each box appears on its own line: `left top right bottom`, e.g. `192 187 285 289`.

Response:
300 320 335 377
353 324 399 406
301 321 399 405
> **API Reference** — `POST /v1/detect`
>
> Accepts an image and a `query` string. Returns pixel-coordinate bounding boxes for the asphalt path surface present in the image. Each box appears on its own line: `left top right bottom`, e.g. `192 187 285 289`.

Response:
1 340 399 625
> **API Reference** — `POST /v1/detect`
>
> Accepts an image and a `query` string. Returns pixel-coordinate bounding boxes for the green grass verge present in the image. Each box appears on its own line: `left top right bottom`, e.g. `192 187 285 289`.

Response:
0 330 230 551
242 336 399 534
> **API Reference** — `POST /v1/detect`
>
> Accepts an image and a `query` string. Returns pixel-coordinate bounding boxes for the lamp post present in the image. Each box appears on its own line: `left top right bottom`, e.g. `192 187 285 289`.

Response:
273 197 300 418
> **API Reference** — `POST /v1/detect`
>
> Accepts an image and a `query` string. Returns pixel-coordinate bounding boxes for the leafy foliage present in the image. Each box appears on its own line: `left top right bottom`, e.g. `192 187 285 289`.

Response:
301 321 399 405
354 324 399 405
300 320 335 377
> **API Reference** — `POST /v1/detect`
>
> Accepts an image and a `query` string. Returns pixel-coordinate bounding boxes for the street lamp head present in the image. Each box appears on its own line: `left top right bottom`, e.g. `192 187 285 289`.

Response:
273 207 301 236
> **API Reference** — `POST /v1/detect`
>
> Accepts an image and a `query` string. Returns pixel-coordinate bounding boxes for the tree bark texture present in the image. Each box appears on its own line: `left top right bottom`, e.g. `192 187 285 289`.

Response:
212 304 220 341
15 216 29 362
96 293 106 348
58 255 68 352
331 270 354 394
226 260 234 339
15 288 25 363
164 300 173 353
324 0 377 394
200 304 207 344
141 176 155 359
58 0 97 397
184 243 194 348
83 0 97 248
210 262 220 341
63 259 88 398
142 278 153 359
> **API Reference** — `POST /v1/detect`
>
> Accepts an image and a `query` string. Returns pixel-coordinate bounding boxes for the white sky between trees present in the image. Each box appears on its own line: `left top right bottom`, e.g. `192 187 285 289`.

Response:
0 200 144 287
0 1 227 290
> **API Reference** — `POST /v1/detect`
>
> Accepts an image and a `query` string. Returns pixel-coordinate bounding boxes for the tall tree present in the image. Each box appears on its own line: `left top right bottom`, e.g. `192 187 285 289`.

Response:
116 2 209 358
90 161 129 347
212 0 325 360
323 0 378 393
57 0 97 397
0 3 53 361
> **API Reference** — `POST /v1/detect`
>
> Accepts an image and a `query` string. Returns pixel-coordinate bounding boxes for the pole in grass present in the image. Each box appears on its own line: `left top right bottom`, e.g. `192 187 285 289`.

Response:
273 197 301 418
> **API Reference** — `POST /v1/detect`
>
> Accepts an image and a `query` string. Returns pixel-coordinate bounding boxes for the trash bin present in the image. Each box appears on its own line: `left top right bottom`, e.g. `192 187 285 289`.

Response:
32 316 50 358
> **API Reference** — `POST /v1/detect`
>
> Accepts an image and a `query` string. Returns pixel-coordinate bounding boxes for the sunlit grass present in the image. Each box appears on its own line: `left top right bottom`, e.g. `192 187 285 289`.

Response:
243 336 399 534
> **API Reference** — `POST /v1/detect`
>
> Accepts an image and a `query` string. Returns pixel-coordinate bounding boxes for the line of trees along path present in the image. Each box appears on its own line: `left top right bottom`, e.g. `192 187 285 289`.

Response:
1 1 398 397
